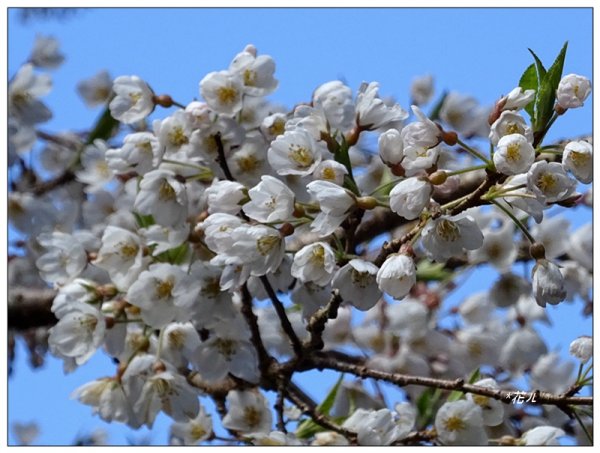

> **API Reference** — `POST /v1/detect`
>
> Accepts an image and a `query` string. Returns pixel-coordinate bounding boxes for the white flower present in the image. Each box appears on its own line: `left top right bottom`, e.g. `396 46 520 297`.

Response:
387 299 428 341
410 74 434 105
401 105 441 153
133 169 188 227
76 139 114 193
229 45 278 96
200 213 245 256
489 111 533 145
532 259 566 307
468 220 517 271
48 301 105 365
568 223 592 271
36 231 87 286
520 426 565 445
458 292 494 325
243 175 295 222
332 259 381 311
8 63 52 124
307 180 356 237
312 432 350 446
249 431 303 446
389 177 432 220
29 34 64 69
93 226 148 290
312 160 348 186
141 223 188 255
569 336 592 363
466 378 504 426
499 86 535 111
212 224 285 278
267 128 324 176
530 216 570 260
126 263 200 327
530 351 575 394
562 140 592 184
260 112 287 141
291 242 337 286
498 174 544 223
556 74 591 109
376 254 416 300
192 317 259 383
356 81 408 130
378 128 404 166
312 80 355 133
77 70 112 107
200 70 244 116
493 133 535 175
499 327 547 374
154 110 196 157
170 406 213 445
342 408 410 445
134 368 200 427
434 400 487 445
222 390 272 435
109 75 154 124
420 214 484 262
71 378 140 428
439 92 489 137
205 180 247 215
106 132 161 175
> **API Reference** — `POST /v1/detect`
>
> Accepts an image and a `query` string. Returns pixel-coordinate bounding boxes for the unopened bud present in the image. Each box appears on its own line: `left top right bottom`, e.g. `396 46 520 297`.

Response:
154 94 174 108
399 243 415 258
488 98 507 125
105 317 116 329
554 103 567 115
153 361 167 373
529 242 546 260
356 196 378 210
279 222 295 237
428 170 448 186
390 163 406 177
293 203 305 218
441 130 458 146
126 304 142 315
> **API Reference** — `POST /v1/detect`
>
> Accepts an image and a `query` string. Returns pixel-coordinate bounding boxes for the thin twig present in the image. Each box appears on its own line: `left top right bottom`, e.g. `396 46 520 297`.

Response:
239 284 273 376
309 355 593 407
285 381 358 444
305 289 343 351
259 275 303 357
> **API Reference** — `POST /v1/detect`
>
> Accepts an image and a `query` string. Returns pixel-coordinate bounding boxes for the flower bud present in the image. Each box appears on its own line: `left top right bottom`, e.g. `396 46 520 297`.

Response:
529 242 546 260
428 170 448 185
279 222 295 237
153 94 174 108
356 196 378 210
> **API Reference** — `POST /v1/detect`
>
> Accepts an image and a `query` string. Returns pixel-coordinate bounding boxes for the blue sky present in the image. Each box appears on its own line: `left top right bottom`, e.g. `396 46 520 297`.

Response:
7 7 593 445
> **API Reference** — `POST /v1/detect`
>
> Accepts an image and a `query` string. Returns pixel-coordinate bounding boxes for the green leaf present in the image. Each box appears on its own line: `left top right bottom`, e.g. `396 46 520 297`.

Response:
535 41 568 134
155 243 189 265
132 212 155 228
416 260 453 282
518 63 538 120
85 106 119 146
446 368 481 402
296 374 345 439
428 91 448 121
527 48 547 129
416 387 442 429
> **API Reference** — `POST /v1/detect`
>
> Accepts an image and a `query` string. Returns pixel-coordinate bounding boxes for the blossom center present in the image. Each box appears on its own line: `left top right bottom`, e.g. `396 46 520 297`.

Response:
536 173 557 193
215 338 237 359
288 144 314 168
268 119 285 137
322 167 336 180
189 423 207 441
129 92 142 104
237 154 259 173
119 242 139 259
155 278 175 299
168 126 189 146
505 123 521 135
243 69 257 87
350 268 372 288
257 235 280 256
168 329 186 349
506 143 521 161
310 245 325 266
217 86 238 105
443 415 466 432
436 219 460 242
158 180 177 201
243 406 262 429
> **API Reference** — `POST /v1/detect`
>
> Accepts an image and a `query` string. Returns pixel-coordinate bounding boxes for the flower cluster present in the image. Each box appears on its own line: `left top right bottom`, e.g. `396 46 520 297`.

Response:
8 37 592 446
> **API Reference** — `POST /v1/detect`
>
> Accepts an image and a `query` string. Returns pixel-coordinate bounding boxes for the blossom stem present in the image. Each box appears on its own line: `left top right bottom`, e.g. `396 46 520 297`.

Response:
489 199 536 244
445 164 488 177
572 408 593 445
456 138 492 166
369 178 404 196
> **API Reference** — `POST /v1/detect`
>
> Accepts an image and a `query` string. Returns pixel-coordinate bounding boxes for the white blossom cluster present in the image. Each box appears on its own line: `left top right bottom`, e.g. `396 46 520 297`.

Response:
8 38 593 446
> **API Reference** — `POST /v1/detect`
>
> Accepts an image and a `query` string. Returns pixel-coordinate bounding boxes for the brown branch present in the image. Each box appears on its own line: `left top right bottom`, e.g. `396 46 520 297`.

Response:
30 170 76 196
308 355 593 407
259 275 303 357
239 284 273 376
284 381 358 444
304 289 343 351
373 218 425 267
8 288 57 330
